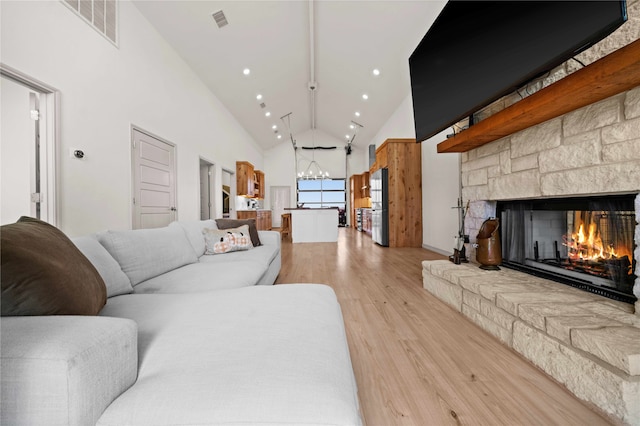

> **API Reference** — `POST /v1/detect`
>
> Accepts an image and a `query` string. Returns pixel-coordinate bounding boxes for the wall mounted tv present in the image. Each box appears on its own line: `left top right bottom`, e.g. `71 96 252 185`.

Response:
409 1 628 143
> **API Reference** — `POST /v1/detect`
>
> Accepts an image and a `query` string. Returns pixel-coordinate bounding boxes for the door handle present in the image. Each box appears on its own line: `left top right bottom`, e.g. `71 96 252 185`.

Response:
170 207 177 211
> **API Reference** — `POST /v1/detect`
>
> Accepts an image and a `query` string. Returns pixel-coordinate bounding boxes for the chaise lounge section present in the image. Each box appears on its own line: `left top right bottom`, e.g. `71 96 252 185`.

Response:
1 217 362 426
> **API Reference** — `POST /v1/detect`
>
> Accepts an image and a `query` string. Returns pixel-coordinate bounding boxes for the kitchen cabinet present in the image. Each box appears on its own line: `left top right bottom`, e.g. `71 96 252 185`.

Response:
254 170 265 199
360 171 370 198
369 138 422 247
349 173 371 229
236 161 255 197
237 209 272 231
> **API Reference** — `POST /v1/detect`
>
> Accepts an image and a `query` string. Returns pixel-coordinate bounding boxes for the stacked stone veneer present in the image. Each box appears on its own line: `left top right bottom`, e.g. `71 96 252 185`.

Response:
422 260 640 425
458 0 640 312
460 84 640 310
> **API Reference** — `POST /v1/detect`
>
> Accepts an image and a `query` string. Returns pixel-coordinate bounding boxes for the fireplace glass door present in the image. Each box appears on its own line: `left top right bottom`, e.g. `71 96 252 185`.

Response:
498 195 636 303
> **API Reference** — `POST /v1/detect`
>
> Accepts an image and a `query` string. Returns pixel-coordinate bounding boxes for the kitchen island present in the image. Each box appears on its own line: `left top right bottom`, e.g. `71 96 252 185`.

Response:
284 208 338 243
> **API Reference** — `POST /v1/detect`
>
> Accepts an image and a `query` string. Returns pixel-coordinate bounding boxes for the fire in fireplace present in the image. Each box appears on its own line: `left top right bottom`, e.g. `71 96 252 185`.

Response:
497 194 637 304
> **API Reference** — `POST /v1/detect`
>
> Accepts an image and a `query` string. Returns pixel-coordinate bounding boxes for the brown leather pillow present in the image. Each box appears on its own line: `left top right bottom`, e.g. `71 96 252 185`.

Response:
1 217 107 316
215 218 262 246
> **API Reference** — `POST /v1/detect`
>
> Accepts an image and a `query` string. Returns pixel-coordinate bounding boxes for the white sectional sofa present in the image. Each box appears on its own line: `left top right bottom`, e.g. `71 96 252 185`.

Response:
1 217 362 426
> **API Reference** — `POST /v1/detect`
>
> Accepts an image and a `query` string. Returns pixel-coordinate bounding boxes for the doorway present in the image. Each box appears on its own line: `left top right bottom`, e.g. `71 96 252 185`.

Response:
222 168 234 219
270 186 291 228
0 66 58 225
131 127 177 229
199 158 214 220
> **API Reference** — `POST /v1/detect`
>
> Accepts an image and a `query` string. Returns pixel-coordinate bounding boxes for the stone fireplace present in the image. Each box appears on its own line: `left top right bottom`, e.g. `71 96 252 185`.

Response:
461 84 640 313
423 8 640 423
442 87 640 424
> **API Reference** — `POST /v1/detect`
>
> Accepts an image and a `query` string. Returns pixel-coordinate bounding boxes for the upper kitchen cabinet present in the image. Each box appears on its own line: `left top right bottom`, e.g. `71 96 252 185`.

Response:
254 170 265 199
361 171 370 198
236 161 255 197
236 161 266 199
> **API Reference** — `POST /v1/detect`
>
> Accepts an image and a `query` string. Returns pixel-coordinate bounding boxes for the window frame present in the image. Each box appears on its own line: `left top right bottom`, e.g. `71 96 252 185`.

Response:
296 178 346 209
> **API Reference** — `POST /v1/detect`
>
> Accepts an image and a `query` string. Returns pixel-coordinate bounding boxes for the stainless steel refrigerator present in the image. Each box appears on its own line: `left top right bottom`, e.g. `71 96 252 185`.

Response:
370 168 389 246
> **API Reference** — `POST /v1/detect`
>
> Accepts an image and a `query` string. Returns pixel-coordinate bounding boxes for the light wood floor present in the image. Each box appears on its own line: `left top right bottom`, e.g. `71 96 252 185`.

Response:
275 227 614 426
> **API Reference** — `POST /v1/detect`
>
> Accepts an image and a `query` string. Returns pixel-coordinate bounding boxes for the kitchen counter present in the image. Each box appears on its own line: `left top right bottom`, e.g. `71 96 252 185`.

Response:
236 210 272 230
285 208 338 243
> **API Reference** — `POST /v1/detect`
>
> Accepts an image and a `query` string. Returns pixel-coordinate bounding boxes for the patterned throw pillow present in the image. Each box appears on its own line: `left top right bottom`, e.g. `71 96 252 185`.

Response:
202 225 254 255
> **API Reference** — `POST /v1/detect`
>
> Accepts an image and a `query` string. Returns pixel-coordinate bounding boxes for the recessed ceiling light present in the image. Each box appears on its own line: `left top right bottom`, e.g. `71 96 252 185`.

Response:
277 134 282 139
265 111 271 117
355 111 361 117
272 125 277 130
256 94 262 100
349 124 355 129
345 134 350 139
373 68 380 76
362 94 368 100
243 68 251 76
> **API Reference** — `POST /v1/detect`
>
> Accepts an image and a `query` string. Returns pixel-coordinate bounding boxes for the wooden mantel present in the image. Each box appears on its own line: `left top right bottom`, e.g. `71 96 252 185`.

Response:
437 39 640 153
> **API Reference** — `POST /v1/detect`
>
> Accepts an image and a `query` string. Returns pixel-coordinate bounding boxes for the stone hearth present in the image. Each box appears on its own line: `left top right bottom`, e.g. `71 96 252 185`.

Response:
422 260 640 425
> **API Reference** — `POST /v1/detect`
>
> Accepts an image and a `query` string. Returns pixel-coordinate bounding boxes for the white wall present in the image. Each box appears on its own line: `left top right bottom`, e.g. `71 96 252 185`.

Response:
0 0 264 236
367 94 460 254
264 129 367 211
0 77 33 224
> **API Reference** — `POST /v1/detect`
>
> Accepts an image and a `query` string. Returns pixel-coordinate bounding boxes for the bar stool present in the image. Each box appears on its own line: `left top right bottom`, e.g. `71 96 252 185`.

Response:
280 213 291 241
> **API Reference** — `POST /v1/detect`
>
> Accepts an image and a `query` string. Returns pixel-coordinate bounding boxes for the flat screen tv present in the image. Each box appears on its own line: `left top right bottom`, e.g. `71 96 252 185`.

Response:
409 1 628 143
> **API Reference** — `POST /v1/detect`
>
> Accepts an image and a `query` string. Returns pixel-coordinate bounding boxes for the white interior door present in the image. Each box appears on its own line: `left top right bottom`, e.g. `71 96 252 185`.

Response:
270 186 291 228
0 71 57 226
132 128 176 229
222 168 235 219
199 158 214 220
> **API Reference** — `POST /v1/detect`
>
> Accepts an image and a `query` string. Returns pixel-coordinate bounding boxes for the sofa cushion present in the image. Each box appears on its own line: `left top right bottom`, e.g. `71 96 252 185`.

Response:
1 217 107 316
1 316 138 426
133 261 267 293
97 285 361 426
72 236 134 298
216 218 261 246
97 226 198 286
168 219 216 256
202 225 253 255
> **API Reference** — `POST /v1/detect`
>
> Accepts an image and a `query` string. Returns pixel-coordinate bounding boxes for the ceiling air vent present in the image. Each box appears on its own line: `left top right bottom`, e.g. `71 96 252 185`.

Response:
62 0 117 45
212 10 228 28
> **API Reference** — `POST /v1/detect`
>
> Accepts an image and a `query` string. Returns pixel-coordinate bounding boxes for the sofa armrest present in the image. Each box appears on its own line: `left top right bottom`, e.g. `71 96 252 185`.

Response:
258 230 281 250
1 316 137 426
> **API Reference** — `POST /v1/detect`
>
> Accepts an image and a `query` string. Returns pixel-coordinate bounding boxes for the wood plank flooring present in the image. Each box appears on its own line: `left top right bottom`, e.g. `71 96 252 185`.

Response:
275 227 614 426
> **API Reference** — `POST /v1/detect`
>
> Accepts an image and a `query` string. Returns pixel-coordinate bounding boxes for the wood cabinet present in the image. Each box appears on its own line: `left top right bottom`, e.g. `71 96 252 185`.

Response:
254 170 265 199
349 173 371 229
236 162 266 199
236 161 255 197
237 210 272 231
360 171 370 198
370 138 422 248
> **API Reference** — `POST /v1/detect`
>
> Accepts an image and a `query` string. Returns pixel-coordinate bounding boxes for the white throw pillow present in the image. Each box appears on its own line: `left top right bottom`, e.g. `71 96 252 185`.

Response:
202 225 253 255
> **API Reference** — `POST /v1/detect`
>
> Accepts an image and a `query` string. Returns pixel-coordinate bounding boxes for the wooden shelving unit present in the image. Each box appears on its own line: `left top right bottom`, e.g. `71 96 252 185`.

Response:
369 138 422 248
437 39 640 153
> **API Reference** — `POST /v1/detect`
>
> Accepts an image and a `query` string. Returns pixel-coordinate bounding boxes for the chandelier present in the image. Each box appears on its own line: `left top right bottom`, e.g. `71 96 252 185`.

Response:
297 159 329 180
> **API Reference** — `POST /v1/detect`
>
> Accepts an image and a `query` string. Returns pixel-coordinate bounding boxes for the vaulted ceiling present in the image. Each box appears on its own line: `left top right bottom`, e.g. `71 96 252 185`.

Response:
132 1 446 150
